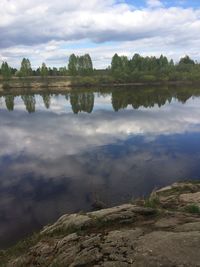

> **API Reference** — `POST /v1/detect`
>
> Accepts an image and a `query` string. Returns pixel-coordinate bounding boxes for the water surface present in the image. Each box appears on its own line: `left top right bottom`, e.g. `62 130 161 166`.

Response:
1 85 200 248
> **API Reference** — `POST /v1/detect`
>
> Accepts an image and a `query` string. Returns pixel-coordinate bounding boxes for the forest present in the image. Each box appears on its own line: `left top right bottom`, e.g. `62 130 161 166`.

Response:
1 53 200 85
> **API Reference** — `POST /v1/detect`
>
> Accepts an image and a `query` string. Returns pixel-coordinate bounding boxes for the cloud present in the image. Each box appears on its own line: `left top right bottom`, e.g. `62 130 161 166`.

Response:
0 0 200 67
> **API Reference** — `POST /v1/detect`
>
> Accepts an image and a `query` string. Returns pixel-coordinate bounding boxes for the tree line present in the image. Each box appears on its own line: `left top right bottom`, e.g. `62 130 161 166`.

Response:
110 54 200 82
1 53 200 84
2 86 200 113
0 54 93 82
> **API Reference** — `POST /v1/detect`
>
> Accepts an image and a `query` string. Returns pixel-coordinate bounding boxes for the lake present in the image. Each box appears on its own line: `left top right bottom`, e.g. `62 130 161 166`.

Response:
1 85 200 248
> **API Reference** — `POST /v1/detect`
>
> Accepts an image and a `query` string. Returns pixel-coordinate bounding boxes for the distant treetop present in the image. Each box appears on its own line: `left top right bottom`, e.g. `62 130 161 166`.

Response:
68 54 93 76
19 58 32 77
1 61 11 81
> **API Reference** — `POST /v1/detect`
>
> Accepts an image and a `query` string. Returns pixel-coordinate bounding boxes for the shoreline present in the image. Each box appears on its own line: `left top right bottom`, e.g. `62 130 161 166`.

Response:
0 78 200 94
1 181 200 266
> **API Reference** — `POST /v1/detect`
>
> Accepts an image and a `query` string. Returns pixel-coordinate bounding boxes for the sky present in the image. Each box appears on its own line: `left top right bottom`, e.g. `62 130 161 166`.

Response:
0 0 200 69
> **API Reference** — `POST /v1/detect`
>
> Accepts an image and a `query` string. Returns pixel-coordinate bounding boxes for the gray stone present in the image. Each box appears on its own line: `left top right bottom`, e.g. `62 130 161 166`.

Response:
72 247 103 266
135 231 200 266
42 213 92 235
179 192 200 204
102 261 130 267
175 221 200 232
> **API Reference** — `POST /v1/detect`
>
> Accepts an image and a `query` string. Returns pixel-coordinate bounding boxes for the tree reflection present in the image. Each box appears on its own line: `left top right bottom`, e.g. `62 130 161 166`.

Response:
70 92 94 114
65 94 70 101
5 95 15 111
2 86 200 113
21 95 36 113
42 94 51 109
111 87 198 111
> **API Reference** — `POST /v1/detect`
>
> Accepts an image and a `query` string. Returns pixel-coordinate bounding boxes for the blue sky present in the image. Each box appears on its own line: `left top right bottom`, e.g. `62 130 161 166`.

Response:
127 0 200 8
0 0 200 68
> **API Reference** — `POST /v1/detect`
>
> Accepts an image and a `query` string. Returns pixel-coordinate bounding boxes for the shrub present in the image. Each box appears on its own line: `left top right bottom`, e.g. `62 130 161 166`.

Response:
144 193 160 208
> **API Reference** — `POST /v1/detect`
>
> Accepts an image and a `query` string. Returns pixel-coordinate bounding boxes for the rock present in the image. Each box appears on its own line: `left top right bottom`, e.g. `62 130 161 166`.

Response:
3 181 200 267
155 185 173 194
101 261 130 267
101 229 143 262
179 192 200 204
42 213 92 235
81 234 101 248
71 247 103 266
41 205 155 237
152 182 200 210
91 204 156 222
134 231 200 266
154 217 181 228
175 221 200 232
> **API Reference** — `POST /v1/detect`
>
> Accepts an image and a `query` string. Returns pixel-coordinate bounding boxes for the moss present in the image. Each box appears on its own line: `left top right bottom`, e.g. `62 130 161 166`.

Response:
185 204 200 214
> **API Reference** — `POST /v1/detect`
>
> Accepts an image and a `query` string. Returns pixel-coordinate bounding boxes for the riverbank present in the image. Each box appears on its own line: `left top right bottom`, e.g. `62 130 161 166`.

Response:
1 181 200 267
0 77 71 94
1 76 200 94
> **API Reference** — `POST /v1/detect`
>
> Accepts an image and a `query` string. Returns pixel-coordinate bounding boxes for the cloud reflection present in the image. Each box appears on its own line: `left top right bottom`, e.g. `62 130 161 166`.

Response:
0 96 200 158
1 88 200 248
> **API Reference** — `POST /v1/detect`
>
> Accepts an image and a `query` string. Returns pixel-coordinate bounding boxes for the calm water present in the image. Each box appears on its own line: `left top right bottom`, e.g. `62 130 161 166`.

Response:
1 85 200 248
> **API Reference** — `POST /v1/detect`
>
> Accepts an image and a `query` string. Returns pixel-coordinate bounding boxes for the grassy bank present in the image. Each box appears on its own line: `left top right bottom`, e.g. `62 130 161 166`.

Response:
1 75 200 93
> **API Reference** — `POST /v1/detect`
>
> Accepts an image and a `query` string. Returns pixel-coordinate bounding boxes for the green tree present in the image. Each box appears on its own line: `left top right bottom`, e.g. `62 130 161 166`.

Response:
111 53 122 80
19 58 32 77
82 54 93 75
68 54 78 76
40 63 49 87
68 54 93 76
78 56 84 75
59 66 68 76
179 55 195 65
40 63 48 78
18 58 32 87
130 54 143 72
178 55 195 73
1 62 12 81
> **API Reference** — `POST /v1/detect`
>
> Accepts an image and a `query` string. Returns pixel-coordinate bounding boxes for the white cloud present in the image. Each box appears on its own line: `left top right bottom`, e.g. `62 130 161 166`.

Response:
0 0 200 68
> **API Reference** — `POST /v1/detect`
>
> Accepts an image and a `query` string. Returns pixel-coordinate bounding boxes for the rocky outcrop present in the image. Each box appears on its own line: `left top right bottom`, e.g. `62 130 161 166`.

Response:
1 181 200 267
